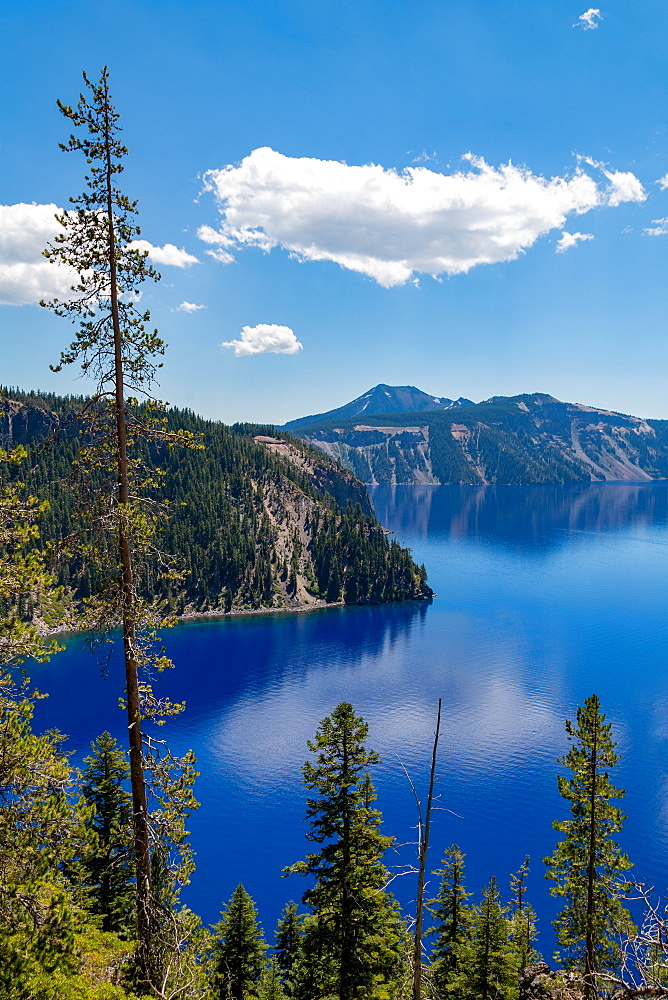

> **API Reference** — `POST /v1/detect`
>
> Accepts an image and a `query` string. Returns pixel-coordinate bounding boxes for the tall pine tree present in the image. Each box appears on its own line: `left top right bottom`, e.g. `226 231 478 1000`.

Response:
469 877 515 1000
429 844 473 999
42 67 197 986
507 855 539 975
544 694 633 998
285 702 404 1000
274 901 303 996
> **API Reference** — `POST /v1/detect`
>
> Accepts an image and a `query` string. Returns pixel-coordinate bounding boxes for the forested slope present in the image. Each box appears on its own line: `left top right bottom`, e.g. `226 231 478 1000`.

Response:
0 389 431 613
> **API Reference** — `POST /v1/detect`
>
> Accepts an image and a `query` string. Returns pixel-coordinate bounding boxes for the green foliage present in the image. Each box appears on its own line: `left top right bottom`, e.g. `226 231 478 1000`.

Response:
18 926 133 999
429 844 474 998
508 855 539 974
71 733 135 935
213 883 267 999
285 703 405 1000
274 901 303 996
544 694 634 988
0 392 431 614
0 445 65 666
257 957 288 1000
0 674 85 990
469 876 516 1000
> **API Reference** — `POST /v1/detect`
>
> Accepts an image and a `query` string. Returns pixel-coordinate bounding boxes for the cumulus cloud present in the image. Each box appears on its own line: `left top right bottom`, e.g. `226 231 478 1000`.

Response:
221 323 303 357
556 231 594 253
0 203 200 305
603 170 646 207
200 147 646 287
129 240 199 267
175 301 206 313
575 8 602 29
657 173 668 190
644 218 668 236
0 202 79 305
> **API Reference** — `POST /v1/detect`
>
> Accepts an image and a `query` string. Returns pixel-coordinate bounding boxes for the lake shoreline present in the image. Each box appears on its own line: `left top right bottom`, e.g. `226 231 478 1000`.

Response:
41 593 434 637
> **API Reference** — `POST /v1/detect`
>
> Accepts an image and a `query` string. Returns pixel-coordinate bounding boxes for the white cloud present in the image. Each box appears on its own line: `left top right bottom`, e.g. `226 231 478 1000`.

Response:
175 301 206 313
575 8 602 29
196 227 236 264
206 248 235 264
0 202 79 306
556 231 594 253
603 170 647 207
0 203 200 305
201 147 645 287
129 240 199 267
221 323 303 357
657 173 668 190
644 217 668 236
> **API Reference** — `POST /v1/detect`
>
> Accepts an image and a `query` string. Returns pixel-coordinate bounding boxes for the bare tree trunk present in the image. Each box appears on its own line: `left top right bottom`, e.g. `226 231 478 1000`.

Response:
103 86 153 984
413 698 442 1000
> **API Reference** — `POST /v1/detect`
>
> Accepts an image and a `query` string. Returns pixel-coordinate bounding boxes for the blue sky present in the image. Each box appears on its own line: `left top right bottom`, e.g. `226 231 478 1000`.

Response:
2 0 667 423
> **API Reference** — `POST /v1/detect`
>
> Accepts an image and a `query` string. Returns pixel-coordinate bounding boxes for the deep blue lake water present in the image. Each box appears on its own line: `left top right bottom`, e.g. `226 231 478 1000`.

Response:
32 483 668 955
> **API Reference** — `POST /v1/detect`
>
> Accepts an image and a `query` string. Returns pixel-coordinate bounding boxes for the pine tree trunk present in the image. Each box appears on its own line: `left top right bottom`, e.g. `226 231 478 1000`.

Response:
103 96 153 983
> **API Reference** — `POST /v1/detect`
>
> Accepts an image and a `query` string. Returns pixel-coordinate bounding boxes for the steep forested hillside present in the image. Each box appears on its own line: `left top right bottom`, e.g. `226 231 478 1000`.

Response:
293 393 668 485
0 389 431 613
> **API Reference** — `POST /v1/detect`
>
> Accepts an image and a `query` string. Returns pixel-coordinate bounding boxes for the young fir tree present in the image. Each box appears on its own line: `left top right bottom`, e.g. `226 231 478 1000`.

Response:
258 957 288 1000
544 694 633 998
274 901 303 995
77 731 134 934
428 844 473 999
507 855 539 975
285 702 404 1000
41 67 198 986
469 876 515 1000
213 883 266 1000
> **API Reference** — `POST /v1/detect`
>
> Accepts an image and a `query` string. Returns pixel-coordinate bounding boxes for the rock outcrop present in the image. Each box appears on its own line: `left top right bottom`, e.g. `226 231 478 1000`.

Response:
519 963 584 1000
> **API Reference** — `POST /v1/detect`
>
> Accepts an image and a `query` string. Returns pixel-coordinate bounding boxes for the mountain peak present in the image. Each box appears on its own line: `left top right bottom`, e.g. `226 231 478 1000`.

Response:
283 384 475 431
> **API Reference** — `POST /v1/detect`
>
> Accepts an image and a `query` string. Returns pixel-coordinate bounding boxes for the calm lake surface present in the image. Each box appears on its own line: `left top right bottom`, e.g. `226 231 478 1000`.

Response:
33 483 668 952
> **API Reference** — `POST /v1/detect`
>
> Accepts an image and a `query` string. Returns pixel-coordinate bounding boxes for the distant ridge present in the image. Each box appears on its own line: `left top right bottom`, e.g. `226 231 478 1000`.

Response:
284 390 668 485
283 383 474 431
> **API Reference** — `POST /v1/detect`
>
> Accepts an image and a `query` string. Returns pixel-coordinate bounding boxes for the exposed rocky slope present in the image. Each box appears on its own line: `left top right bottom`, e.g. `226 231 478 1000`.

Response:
290 393 668 485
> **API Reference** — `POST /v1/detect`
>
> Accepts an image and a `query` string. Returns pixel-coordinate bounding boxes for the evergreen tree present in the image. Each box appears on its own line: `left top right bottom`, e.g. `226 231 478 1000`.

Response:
544 694 633 997
429 844 473 999
508 856 539 974
41 67 197 985
0 445 63 666
258 957 288 1000
213 883 266 1000
0 447 81 985
285 702 404 1000
274 901 303 995
77 732 134 934
469 877 515 1000
0 674 81 988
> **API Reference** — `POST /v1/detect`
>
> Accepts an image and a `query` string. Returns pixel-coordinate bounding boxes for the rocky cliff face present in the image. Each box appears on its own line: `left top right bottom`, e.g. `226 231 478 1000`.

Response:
293 394 668 485
0 397 59 446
